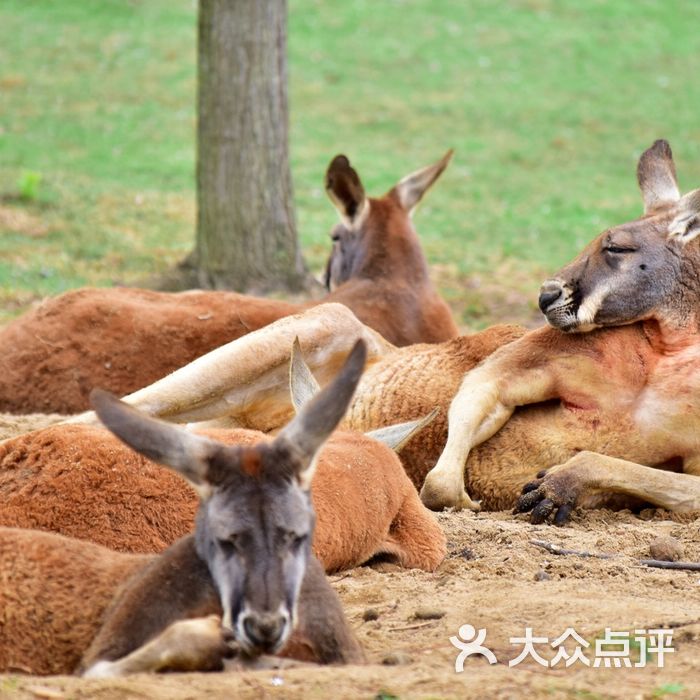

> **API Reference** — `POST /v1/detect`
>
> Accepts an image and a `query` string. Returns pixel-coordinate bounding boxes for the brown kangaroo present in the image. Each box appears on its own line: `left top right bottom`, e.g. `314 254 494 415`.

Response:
55 140 700 519
0 341 367 676
0 340 446 572
422 138 700 517
0 152 457 415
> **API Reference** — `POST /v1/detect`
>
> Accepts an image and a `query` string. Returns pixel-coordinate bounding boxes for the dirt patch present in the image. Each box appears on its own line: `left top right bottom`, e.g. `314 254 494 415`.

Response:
3 509 699 699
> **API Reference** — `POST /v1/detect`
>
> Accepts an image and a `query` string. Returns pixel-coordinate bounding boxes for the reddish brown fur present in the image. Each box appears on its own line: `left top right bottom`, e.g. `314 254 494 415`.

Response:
0 158 457 415
349 320 697 511
0 425 445 572
328 195 457 348
347 324 528 490
0 288 298 414
239 449 263 478
0 528 148 675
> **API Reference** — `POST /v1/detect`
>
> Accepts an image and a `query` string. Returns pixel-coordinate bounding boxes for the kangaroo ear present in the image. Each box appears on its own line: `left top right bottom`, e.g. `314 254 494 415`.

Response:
390 150 453 216
637 139 680 214
668 189 700 244
274 339 367 489
91 388 221 496
289 337 321 415
325 155 368 228
366 408 440 452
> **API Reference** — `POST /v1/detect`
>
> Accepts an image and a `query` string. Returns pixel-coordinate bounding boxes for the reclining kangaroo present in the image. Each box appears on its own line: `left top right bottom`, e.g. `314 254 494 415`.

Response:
423 138 700 519
38 140 700 518
0 152 457 415
0 340 445 573
0 341 367 676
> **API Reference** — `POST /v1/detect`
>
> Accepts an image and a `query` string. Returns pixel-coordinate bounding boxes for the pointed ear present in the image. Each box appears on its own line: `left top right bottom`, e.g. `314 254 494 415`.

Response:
365 408 439 453
274 339 367 489
289 337 321 415
325 155 368 228
391 149 453 216
90 388 221 496
668 189 700 244
637 139 680 214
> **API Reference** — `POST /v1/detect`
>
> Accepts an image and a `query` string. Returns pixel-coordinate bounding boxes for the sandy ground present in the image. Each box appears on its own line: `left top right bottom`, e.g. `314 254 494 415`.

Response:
1 508 699 700
0 277 696 698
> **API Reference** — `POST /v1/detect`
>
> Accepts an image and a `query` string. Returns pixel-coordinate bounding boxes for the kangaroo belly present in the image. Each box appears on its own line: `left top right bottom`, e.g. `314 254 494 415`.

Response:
467 400 681 510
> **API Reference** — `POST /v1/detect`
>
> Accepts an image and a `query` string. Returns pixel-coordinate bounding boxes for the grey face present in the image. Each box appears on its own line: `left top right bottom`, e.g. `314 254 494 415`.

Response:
538 214 681 332
323 223 362 291
195 446 315 655
537 138 700 333
90 338 368 662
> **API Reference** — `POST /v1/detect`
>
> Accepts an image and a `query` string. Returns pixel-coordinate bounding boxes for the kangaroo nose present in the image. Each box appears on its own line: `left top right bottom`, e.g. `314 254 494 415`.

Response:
242 613 286 651
538 281 563 314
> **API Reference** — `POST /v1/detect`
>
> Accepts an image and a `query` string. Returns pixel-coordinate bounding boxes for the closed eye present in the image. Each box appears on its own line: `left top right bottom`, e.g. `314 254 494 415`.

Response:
603 245 636 254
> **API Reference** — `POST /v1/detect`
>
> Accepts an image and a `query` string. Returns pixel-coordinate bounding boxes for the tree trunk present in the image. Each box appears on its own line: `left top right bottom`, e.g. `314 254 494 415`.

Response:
180 0 307 293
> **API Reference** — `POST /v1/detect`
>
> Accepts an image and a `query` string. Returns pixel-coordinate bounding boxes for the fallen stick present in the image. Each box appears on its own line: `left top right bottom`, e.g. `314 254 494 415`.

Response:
637 559 700 571
529 539 700 572
388 620 439 633
529 539 615 559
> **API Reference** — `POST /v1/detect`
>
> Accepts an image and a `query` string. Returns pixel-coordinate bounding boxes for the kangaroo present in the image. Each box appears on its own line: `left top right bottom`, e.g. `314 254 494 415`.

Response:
0 340 446 573
0 152 457 415
0 341 367 676
422 138 700 517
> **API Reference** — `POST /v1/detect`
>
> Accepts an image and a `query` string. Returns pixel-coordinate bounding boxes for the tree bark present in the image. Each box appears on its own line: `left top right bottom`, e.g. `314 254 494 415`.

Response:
179 0 307 293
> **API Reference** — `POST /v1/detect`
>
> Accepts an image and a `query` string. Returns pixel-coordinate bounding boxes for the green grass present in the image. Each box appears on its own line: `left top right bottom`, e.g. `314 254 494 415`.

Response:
2 0 700 325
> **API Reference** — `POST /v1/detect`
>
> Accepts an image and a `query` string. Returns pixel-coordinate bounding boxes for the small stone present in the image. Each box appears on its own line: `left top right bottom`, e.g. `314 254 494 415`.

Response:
413 608 446 620
382 651 412 665
362 608 380 621
453 547 476 560
534 569 551 581
649 535 684 562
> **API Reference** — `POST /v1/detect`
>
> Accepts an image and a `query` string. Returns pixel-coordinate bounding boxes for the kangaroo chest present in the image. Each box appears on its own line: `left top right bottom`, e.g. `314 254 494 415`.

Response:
634 345 700 458
542 337 700 464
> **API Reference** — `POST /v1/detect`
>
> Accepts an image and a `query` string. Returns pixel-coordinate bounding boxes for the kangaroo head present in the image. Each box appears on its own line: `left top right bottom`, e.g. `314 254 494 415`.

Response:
91 339 367 656
539 139 700 332
323 151 453 290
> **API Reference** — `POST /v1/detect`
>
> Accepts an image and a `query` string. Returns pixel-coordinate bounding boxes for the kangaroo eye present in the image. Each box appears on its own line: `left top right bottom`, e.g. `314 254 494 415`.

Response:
218 535 241 556
604 245 635 254
290 535 306 552
282 531 306 551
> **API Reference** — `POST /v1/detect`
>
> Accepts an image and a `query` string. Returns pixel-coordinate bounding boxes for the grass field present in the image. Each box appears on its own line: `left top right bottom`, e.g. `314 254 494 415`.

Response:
1 0 700 325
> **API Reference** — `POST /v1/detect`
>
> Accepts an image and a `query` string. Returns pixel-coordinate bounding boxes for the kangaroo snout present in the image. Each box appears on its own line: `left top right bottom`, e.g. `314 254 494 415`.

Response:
538 280 564 314
241 611 288 653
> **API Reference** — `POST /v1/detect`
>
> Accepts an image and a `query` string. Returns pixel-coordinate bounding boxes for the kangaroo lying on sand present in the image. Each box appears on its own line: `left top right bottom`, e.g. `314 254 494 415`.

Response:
0 342 367 676
0 152 457 415
0 341 445 572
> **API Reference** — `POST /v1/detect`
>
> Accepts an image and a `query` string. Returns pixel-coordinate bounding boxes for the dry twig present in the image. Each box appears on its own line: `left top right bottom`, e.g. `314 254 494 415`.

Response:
529 539 700 572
